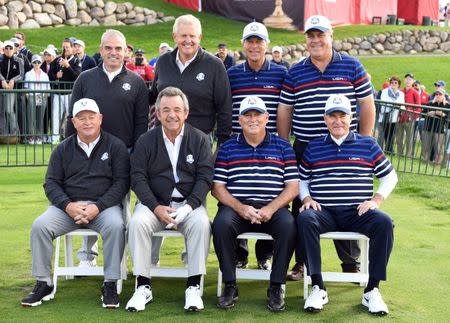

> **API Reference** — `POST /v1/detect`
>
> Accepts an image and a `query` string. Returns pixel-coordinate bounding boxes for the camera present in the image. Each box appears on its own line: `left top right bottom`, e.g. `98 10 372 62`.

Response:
135 57 143 66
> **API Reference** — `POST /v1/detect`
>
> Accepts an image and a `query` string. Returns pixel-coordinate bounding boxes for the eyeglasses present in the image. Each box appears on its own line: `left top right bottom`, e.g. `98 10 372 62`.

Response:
32 61 41 64
14 44 19 47
435 92 444 96
4 46 13 50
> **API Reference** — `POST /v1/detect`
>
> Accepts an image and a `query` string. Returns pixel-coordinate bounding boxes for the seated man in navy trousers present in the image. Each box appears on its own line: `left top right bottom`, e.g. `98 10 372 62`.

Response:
298 94 397 316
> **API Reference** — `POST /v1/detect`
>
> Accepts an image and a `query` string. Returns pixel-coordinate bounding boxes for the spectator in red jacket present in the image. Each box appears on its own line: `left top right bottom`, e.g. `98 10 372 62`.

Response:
126 48 154 83
396 73 421 157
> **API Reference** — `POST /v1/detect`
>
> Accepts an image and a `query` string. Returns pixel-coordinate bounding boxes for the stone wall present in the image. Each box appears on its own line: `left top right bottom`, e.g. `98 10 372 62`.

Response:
0 0 174 29
232 29 450 63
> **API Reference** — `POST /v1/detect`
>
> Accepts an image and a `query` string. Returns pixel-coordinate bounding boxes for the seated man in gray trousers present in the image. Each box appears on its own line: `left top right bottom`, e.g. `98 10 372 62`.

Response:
21 98 130 309
126 87 213 312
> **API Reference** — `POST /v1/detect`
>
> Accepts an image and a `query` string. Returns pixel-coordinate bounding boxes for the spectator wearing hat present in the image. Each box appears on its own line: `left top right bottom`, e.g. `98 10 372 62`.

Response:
227 21 289 271
429 80 450 102
41 47 59 143
10 37 31 73
215 43 235 70
148 42 173 67
20 98 129 309
378 76 404 153
51 38 81 144
74 39 96 72
126 48 154 82
212 95 298 311
396 73 421 157
24 54 51 144
421 88 449 165
277 14 372 280
298 94 397 315
270 46 290 69
14 32 34 71
0 40 24 136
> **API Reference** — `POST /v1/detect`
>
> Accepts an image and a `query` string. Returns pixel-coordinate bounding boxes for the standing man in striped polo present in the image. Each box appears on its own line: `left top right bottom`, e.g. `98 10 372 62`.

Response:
298 94 397 315
212 96 298 312
277 15 376 280
227 21 289 270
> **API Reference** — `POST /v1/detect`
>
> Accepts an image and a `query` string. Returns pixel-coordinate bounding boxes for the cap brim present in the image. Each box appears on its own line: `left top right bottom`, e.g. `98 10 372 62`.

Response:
240 107 267 115
305 26 331 33
325 107 351 115
242 34 269 42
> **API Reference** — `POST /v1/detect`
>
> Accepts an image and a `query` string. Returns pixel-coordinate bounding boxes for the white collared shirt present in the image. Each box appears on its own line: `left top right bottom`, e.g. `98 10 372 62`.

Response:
176 49 198 73
330 134 347 146
102 63 122 83
77 135 100 157
162 125 185 198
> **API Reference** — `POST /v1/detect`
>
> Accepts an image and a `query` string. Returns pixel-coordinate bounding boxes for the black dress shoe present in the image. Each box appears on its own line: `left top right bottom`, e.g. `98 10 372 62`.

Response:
217 284 239 309
267 285 285 312
341 263 360 273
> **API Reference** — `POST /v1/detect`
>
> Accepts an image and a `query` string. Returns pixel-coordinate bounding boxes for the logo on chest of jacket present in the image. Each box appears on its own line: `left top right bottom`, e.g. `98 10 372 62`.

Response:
196 73 205 81
101 152 109 161
186 154 194 164
122 83 131 91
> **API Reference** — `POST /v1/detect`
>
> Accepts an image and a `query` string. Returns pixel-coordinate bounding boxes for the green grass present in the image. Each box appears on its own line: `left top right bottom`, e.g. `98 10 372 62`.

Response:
0 167 449 322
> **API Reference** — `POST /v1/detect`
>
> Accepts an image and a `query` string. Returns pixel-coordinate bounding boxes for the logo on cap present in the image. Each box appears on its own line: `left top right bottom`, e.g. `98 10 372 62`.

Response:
333 96 342 105
250 24 259 31
311 17 320 25
248 97 257 105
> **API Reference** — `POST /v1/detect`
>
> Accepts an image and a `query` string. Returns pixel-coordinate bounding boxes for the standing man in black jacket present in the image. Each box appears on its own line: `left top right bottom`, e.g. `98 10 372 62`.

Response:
21 98 129 309
51 38 81 144
126 87 213 313
66 29 149 268
0 40 24 136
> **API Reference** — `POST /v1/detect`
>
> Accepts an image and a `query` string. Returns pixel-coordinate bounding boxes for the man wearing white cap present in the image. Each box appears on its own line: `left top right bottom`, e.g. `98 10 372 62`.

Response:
298 94 396 315
212 95 298 312
277 15 376 280
21 98 129 309
227 21 290 271
0 40 24 136
148 42 173 67
270 46 290 69
74 39 96 72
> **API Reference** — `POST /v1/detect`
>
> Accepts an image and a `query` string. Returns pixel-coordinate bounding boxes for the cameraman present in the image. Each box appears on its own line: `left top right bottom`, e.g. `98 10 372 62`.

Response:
126 48 154 83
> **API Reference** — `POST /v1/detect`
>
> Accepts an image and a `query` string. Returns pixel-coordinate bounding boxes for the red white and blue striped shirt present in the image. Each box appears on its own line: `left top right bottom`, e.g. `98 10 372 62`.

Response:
214 131 299 205
299 132 394 207
280 51 373 143
228 60 288 133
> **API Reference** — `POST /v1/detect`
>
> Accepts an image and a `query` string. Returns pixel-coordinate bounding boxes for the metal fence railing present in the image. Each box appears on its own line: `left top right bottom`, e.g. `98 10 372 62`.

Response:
1 84 449 177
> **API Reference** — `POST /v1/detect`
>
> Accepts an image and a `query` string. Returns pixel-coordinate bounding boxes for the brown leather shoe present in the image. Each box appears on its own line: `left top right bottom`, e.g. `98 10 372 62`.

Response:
341 263 360 273
286 262 304 281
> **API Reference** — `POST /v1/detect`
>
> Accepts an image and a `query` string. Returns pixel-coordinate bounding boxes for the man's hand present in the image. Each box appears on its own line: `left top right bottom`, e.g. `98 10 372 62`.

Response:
300 196 321 212
237 204 262 224
56 70 63 79
66 202 88 224
59 58 70 69
1 80 8 89
258 204 276 222
154 205 177 226
357 195 383 216
8 80 14 89
80 204 100 223
166 204 193 229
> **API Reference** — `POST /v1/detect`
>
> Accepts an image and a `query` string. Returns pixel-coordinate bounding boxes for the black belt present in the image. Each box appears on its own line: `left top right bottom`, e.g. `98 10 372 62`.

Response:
170 197 185 203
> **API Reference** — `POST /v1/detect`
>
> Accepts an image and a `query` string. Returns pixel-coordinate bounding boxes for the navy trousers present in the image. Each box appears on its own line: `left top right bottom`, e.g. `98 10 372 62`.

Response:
213 205 296 284
297 206 394 281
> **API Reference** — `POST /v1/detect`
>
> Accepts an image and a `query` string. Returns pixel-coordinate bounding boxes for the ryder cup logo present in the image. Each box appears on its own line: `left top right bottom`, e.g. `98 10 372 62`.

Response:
122 83 131 91
311 17 320 25
186 154 194 164
333 96 342 105
101 152 109 161
250 24 259 32
196 73 205 81
248 97 257 105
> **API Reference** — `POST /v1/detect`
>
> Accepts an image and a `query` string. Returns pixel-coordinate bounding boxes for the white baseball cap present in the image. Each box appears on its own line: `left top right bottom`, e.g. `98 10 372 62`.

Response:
324 94 351 115
159 42 169 49
304 15 332 33
73 98 100 117
2 40 14 49
239 96 267 115
272 46 283 54
31 54 42 63
73 39 85 48
242 22 270 43
43 47 56 57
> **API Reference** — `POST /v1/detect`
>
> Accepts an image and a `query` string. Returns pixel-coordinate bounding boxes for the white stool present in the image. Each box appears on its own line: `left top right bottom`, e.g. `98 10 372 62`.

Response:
151 230 204 295
53 229 127 295
217 232 285 297
303 231 369 299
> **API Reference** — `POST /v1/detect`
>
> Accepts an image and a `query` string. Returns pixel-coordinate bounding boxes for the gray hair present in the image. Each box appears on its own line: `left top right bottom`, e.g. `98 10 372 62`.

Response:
172 14 202 35
155 87 190 112
100 29 126 47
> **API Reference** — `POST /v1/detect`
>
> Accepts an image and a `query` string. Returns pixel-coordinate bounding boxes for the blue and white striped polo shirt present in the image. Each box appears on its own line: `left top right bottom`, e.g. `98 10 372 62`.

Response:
299 132 394 207
280 51 373 143
214 131 299 204
228 60 288 134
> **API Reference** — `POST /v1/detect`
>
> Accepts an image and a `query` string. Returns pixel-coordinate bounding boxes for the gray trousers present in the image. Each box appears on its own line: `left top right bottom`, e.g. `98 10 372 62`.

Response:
0 93 19 135
30 205 125 280
128 202 211 278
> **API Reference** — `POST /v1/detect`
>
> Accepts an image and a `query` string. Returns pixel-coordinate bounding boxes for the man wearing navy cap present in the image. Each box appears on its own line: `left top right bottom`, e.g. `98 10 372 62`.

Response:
212 95 298 311
298 94 397 315
278 14 374 280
